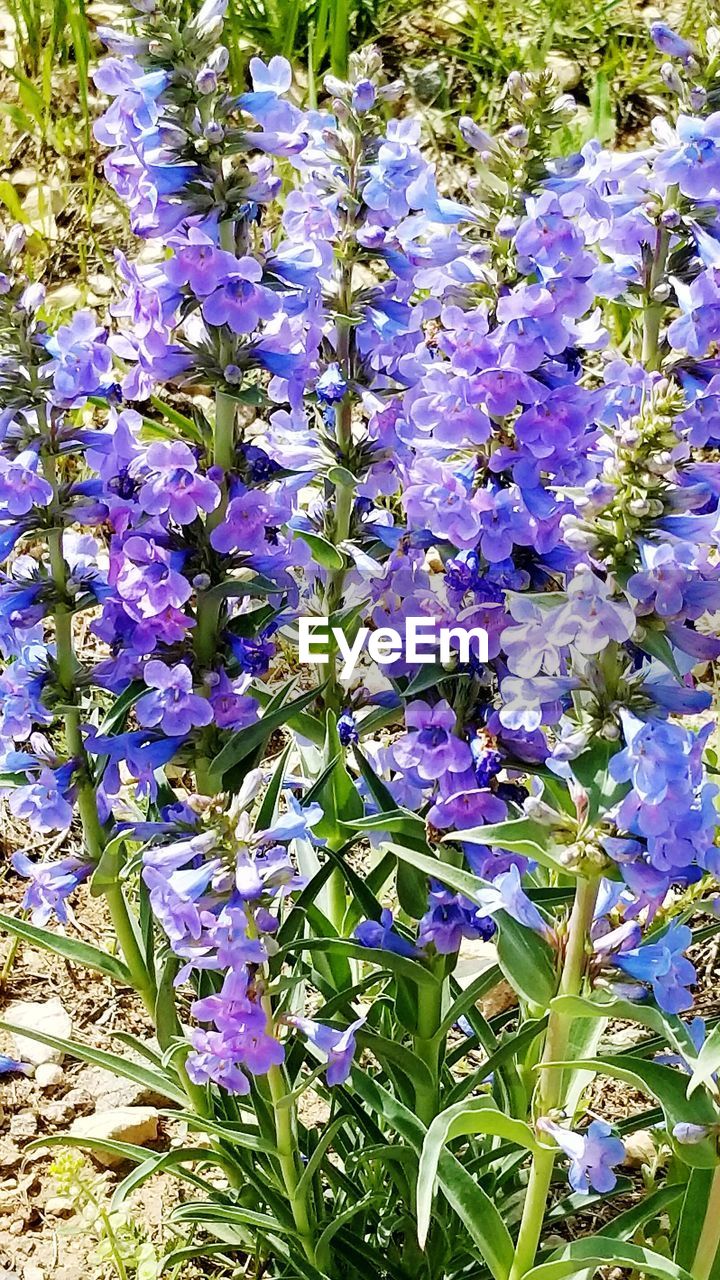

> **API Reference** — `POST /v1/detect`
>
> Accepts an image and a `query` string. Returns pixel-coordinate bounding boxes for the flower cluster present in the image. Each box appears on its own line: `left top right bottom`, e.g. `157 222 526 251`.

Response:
2 5 719 1200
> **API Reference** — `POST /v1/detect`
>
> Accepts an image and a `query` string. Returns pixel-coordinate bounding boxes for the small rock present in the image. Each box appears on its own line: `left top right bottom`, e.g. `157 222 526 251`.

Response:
546 51 582 91
8 999 71 1066
22 1266 45 1280
9 1112 37 1140
42 1196 73 1217
34 1064 64 1091
624 1128 658 1168
74 1049 165 1109
69 1107 159 1167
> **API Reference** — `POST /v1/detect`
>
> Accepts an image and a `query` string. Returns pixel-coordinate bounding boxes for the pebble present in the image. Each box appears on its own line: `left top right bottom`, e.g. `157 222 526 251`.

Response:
69 1106 160 1167
34 1063 64 1090
8 999 72 1066
624 1128 658 1168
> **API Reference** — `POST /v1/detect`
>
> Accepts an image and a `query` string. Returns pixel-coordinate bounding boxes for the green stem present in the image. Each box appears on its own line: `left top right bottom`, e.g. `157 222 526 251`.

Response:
508 877 600 1280
641 193 675 371
194 366 238 795
413 969 444 1125
261 988 315 1263
42 453 156 1016
691 1167 720 1280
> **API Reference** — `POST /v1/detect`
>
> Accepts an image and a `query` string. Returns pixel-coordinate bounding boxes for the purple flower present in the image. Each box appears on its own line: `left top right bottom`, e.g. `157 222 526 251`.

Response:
136 660 213 736
418 887 497 954
202 256 278 334
609 712 697 806
650 23 694 61
287 1015 365 1086
393 699 472 780
45 311 114 405
12 851 91 924
654 116 720 200
316 363 348 404
355 908 417 957
8 767 75 834
111 535 192 617
538 1118 624 1193
137 441 220 524
0 1054 32 1076
612 923 696 1014
0 451 53 516
208 671 259 730
403 458 487 548
190 967 284 1081
186 1029 252 1095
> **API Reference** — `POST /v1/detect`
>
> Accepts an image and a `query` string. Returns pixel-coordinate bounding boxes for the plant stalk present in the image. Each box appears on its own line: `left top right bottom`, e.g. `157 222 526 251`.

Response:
413 970 444 1125
691 1166 720 1280
42 452 156 1016
508 876 599 1280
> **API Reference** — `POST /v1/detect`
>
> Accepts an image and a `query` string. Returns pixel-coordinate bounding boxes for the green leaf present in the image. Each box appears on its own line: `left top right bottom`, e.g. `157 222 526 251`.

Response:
0 1022 187 1104
209 683 323 780
274 937 438 987
0 913 131 984
111 1146 230 1210
358 1028 435 1094
294 529 344 570
417 1098 538 1247
570 739 626 820
350 1069 514 1280
526 1237 693 1280
637 628 682 679
442 818 570 874
340 809 427 839
551 993 699 1062
687 1024 720 1098
675 1168 718 1272
254 742 292 832
171 1200 296 1235
495 910 556 1006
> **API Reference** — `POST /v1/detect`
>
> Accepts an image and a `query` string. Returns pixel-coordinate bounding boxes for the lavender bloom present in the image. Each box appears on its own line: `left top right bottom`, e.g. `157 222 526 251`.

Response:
538 1118 625 1193
0 452 53 516
287 1015 365 1086
612 923 696 1014
12 851 91 924
418 887 497 954
45 311 114 405
137 441 221 524
9 766 75 834
0 1055 32 1076
654 116 720 200
609 711 698 806
202 256 278 334
355 908 417 957
393 699 472 780
136 660 213 736
650 24 694 61
316 363 347 403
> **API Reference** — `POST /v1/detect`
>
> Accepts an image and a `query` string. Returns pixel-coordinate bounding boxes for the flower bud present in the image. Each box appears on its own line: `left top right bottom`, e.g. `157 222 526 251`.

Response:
5 224 26 257
352 79 376 113
660 62 683 93
506 123 529 149
506 71 527 99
